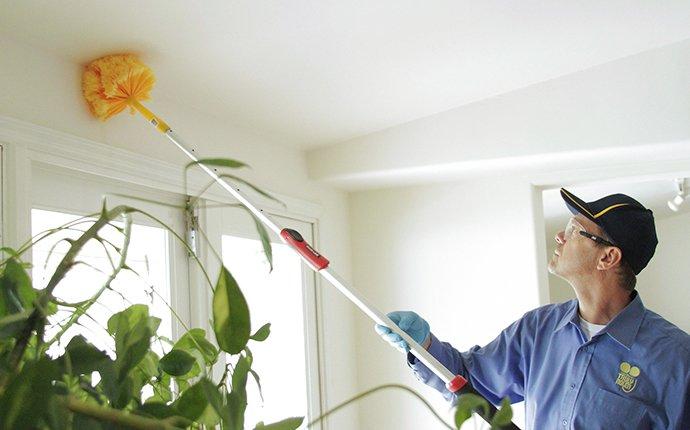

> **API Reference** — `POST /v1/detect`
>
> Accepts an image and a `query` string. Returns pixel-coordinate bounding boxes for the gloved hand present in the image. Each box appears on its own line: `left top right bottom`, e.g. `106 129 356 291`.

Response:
375 311 430 353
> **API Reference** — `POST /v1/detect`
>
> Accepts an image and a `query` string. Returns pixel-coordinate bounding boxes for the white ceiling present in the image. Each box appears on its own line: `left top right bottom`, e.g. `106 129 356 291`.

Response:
542 178 690 232
2 1 690 148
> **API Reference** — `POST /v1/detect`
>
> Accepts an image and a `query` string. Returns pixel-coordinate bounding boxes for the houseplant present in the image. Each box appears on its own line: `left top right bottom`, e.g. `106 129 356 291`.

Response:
0 158 512 429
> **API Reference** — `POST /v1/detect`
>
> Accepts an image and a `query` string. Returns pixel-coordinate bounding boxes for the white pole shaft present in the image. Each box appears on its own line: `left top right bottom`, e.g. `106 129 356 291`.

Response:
320 269 456 384
163 129 456 385
165 130 281 236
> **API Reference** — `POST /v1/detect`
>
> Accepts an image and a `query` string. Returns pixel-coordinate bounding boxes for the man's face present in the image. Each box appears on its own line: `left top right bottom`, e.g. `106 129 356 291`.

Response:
548 215 607 280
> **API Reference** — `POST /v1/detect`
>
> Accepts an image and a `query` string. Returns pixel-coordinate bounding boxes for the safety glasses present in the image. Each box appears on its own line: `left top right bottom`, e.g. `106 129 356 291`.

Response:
564 218 616 247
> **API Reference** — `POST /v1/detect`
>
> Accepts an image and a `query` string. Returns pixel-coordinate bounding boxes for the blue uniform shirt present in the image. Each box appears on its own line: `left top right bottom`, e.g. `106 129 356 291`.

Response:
409 292 690 429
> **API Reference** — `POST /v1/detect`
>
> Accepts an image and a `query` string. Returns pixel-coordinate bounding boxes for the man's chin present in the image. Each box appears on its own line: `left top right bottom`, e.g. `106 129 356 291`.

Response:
548 259 563 277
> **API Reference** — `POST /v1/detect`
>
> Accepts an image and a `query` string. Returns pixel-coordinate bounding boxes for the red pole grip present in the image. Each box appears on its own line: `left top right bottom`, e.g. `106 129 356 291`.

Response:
446 375 468 393
280 228 330 270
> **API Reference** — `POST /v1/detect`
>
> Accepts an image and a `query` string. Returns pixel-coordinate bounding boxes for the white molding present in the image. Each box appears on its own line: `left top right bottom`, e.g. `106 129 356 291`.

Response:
0 115 322 220
312 138 690 191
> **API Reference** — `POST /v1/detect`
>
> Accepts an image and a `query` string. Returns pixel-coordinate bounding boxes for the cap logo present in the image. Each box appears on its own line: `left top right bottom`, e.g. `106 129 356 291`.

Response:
615 361 640 393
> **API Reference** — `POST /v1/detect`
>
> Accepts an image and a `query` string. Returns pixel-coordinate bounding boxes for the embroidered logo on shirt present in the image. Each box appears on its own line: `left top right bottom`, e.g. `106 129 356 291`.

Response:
615 361 640 393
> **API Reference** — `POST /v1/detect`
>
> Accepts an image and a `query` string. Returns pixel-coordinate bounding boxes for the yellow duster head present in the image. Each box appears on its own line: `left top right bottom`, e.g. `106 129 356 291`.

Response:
82 54 155 121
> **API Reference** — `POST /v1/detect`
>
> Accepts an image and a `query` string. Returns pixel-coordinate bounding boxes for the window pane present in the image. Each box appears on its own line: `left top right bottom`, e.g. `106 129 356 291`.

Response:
222 235 308 427
31 209 172 359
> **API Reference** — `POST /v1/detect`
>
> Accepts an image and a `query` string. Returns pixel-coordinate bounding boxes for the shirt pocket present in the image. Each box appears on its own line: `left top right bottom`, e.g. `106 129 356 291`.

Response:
585 387 648 430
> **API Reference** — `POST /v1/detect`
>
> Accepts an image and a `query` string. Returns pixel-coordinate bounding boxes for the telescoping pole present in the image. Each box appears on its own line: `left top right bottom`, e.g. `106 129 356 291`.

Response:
155 125 519 429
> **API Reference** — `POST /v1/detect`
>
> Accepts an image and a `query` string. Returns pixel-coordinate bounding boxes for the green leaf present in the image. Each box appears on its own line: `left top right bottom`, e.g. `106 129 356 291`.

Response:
174 378 218 423
254 417 304 430
94 359 118 405
106 304 155 382
159 349 195 376
0 247 20 258
0 310 32 339
43 395 70 430
249 211 274 272
186 158 249 170
232 355 250 394
490 397 513 429
174 379 207 421
0 257 37 316
227 355 251 429
174 328 219 366
4 259 35 308
212 266 251 354
0 357 58 429
250 322 271 342
200 378 231 425
137 350 161 380
135 402 180 419
454 393 490 428
61 335 109 375
220 173 284 206
147 373 173 404
249 369 264 403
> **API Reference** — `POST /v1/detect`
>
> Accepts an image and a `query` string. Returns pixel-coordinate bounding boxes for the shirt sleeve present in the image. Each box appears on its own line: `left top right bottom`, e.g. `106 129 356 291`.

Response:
407 316 529 406
668 372 690 429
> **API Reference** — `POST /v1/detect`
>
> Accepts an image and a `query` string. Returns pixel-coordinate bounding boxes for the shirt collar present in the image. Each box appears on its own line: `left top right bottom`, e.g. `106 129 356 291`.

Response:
554 291 646 350
601 291 645 349
554 299 579 333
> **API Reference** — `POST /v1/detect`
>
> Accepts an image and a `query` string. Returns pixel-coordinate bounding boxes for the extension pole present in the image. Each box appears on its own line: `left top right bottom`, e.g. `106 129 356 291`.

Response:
131 101 519 429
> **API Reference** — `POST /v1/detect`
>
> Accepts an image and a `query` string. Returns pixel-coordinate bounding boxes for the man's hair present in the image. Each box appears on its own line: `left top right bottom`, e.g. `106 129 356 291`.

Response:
597 228 637 292
615 258 637 292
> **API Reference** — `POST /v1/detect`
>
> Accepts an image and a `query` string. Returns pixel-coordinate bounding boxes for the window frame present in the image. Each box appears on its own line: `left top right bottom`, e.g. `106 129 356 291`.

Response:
28 164 190 340
203 203 326 427
0 119 327 428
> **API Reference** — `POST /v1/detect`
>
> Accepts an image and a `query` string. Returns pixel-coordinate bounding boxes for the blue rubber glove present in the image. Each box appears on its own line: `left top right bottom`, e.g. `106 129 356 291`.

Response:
375 311 430 353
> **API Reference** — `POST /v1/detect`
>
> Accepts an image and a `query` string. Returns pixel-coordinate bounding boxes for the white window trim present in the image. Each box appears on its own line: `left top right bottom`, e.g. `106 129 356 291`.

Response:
0 114 328 428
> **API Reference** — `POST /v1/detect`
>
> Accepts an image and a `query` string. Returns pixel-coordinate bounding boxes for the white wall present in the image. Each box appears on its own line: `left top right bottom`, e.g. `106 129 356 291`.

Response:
342 38 690 428
637 212 690 332
350 178 542 429
0 36 359 428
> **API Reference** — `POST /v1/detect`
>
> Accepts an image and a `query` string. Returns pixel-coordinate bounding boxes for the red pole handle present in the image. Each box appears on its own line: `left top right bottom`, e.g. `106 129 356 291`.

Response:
280 228 330 270
447 375 468 392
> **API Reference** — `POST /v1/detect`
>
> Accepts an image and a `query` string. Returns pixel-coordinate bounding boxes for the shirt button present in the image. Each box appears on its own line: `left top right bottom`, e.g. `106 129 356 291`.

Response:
570 383 576 390
562 419 568 426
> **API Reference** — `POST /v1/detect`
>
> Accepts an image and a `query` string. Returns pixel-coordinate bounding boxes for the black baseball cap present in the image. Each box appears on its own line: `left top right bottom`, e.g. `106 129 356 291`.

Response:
560 188 658 275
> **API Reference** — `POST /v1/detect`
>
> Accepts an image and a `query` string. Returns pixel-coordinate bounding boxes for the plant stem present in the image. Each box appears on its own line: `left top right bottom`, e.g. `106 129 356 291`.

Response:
42 214 133 351
60 395 187 430
0 206 131 394
306 383 455 430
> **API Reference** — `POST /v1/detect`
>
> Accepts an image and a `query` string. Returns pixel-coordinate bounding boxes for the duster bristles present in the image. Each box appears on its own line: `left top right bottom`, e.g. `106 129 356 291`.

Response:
82 54 155 121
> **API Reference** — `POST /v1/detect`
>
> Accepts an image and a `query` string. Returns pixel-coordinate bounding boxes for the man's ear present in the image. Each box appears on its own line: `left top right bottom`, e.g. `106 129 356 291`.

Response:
597 246 623 271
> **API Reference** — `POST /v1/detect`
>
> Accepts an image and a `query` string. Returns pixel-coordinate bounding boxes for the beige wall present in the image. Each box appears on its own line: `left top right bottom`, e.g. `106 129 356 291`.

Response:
350 177 542 429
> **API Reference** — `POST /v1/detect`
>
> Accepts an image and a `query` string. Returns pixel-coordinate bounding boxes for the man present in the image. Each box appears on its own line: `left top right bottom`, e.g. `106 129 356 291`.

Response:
376 188 690 429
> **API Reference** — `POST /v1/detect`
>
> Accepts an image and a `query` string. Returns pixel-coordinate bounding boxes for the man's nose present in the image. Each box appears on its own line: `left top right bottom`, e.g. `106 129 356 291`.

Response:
555 231 565 244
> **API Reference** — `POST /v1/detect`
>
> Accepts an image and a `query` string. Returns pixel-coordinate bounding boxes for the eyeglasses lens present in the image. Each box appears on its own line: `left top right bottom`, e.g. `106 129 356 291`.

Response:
564 219 580 239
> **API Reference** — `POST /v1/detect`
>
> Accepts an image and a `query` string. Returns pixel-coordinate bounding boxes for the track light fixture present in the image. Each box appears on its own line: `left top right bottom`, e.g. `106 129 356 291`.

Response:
668 178 688 212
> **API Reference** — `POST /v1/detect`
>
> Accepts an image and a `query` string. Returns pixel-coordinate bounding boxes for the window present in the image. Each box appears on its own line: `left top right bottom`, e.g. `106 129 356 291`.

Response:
31 208 172 358
204 203 323 427
28 164 189 360
16 150 323 425
222 235 309 426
